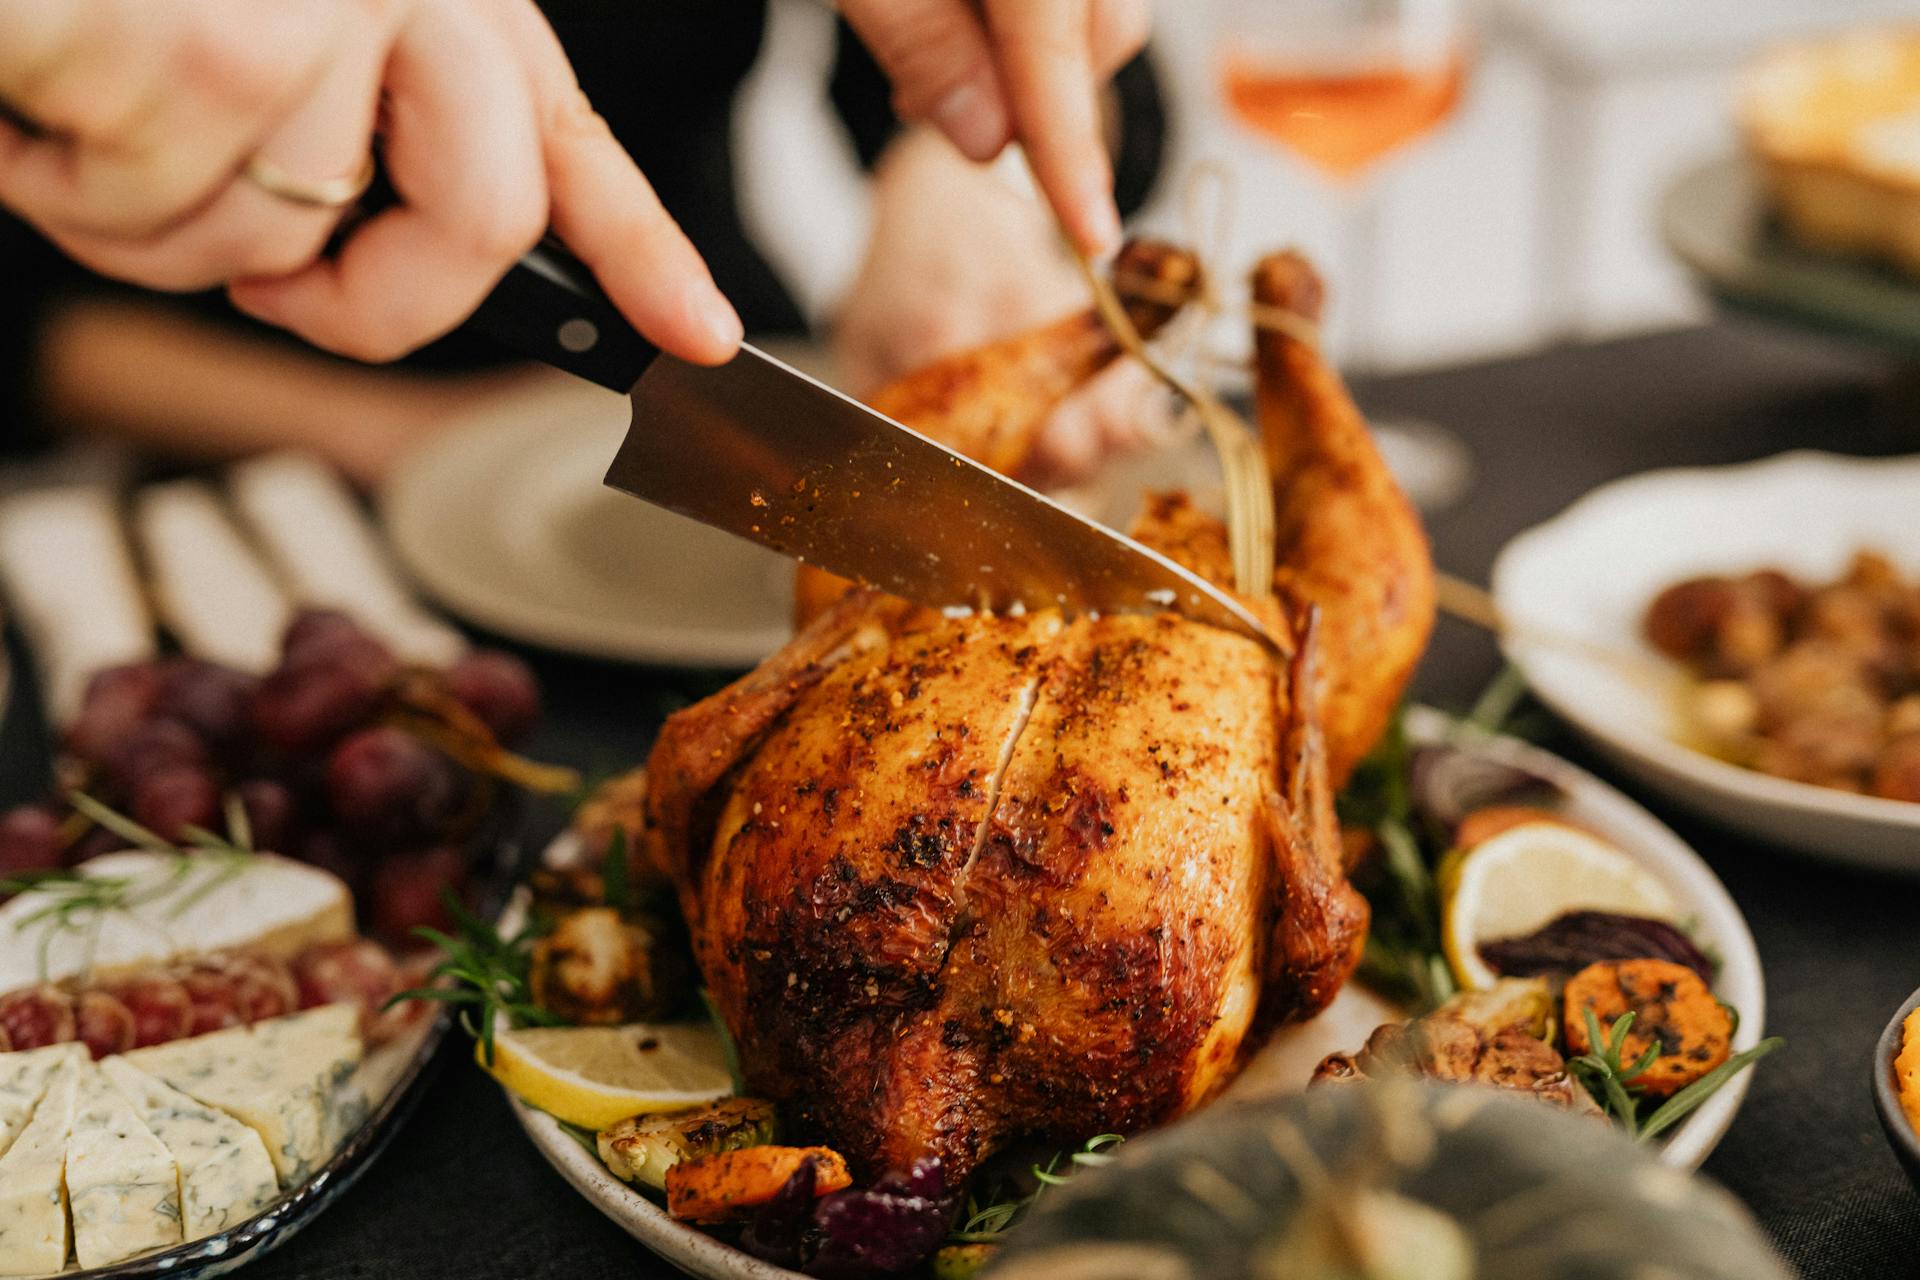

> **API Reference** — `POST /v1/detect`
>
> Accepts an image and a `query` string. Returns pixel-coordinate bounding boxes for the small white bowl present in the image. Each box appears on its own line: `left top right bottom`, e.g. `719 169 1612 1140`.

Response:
1492 450 1920 873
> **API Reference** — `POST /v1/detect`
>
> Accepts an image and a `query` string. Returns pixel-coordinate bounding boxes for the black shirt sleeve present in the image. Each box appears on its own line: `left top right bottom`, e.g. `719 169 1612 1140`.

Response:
0 213 76 453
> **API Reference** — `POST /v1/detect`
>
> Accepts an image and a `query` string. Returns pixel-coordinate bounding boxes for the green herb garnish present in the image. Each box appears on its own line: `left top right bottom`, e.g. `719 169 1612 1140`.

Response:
1340 712 1454 1012
1639 1037 1783 1141
1463 663 1530 736
1 792 260 979
1568 1006 1784 1141
601 828 631 913
949 1134 1124 1243
698 988 745 1097
387 891 561 1064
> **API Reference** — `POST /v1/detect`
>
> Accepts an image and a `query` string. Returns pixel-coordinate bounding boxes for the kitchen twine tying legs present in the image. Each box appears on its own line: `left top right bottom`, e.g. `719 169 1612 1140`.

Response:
1068 163 1651 667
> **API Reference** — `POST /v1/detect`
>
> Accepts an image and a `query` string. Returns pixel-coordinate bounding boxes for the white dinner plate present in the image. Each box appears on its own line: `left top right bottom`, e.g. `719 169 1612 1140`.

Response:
379 373 794 668
504 708 1766 1280
1492 450 1920 872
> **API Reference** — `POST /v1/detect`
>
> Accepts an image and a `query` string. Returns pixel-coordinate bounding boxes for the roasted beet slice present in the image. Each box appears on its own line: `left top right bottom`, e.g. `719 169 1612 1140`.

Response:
1478 910 1713 984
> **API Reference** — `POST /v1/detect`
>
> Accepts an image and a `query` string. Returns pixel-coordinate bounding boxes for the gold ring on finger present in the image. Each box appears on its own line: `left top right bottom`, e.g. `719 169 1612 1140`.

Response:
240 151 375 210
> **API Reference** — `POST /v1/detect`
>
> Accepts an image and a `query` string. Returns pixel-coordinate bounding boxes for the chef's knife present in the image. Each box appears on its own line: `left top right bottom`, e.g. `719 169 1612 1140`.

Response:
467 242 1275 646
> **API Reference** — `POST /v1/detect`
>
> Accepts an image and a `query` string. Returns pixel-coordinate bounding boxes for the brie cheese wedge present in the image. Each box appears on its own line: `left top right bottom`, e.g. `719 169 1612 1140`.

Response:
0 851 352 991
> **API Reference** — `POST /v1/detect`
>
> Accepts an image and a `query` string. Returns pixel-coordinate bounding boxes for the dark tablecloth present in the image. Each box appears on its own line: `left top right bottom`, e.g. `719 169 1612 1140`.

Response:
7 320 1919 1278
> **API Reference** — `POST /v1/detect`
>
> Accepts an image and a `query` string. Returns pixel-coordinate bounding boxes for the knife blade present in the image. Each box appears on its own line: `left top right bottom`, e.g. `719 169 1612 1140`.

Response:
466 242 1274 647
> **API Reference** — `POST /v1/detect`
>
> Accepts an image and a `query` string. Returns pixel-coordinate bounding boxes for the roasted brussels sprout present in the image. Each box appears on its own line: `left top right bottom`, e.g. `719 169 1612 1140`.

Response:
598 1096 776 1189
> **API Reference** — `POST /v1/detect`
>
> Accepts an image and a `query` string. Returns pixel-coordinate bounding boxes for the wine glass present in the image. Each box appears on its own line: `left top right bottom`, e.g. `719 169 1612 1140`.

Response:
1218 0 1475 511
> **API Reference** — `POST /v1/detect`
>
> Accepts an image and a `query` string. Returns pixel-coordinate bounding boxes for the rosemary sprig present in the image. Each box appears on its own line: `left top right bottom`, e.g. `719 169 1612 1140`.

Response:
699 988 745 1097
2 792 260 979
948 1134 1124 1244
601 828 630 913
1568 1006 1785 1141
1569 1008 1661 1139
1464 664 1530 736
386 890 561 1064
1340 712 1455 1012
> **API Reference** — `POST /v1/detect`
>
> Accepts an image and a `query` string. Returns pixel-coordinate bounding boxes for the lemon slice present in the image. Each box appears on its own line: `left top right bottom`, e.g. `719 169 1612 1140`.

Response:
483 1021 734 1129
1440 823 1677 991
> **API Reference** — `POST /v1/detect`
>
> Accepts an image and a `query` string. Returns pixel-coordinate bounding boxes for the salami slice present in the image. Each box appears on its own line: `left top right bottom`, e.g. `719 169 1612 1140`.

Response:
93 973 193 1048
217 951 298 1023
174 963 249 1036
294 938 400 1010
74 990 135 1059
0 984 76 1049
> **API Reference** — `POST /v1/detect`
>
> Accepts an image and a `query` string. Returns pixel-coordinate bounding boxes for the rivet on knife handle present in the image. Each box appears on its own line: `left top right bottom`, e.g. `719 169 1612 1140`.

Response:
466 238 660 393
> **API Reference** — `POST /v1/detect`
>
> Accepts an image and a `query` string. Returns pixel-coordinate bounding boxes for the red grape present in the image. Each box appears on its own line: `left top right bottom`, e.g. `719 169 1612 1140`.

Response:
281 609 367 666
234 778 298 853
324 727 459 843
282 610 395 681
252 661 386 755
295 830 365 892
368 845 467 941
65 663 160 765
132 766 220 841
107 718 209 796
155 658 257 757
0 806 63 877
446 650 541 746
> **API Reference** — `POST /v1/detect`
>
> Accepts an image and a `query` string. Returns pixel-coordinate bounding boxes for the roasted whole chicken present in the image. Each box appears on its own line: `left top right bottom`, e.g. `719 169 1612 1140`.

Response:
641 242 1434 1182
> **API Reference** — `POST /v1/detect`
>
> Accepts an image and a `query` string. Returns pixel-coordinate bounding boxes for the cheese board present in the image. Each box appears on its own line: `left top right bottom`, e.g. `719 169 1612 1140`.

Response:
0 453 561 1277
0 845 471 1278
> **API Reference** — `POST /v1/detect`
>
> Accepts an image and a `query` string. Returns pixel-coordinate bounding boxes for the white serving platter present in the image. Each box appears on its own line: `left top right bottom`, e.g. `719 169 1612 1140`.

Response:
503 707 1766 1279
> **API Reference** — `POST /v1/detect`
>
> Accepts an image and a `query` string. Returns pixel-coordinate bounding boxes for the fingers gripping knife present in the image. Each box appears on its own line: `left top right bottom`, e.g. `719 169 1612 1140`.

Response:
467 243 1276 646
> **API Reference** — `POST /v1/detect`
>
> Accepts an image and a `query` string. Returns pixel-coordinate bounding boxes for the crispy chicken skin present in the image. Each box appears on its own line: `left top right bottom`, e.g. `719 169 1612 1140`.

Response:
643 248 1427 1181
792 239 1204 630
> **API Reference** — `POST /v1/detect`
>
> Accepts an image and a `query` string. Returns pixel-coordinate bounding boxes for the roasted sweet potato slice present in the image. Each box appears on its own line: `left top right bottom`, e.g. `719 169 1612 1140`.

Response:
1562 958 1732 1097
1453 805 1587 850
664 1145 852 1223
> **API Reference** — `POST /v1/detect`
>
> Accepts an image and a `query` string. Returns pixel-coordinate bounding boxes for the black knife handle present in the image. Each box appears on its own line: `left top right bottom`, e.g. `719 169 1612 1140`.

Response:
466 240 661 392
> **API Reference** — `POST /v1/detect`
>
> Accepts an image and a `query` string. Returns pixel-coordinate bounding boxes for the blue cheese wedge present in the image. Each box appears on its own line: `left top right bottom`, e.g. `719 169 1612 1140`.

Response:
0 1044 83 1160
100 1059 277 1241
0 1058 76 1275
67 1062 182 1268
122 1004 363 1185
243 1005 365 1162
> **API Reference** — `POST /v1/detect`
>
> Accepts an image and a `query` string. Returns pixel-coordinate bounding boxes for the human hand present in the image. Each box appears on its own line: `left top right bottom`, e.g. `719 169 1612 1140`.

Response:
0 0 740 365
833 130 1175 484
837 0 1149 257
